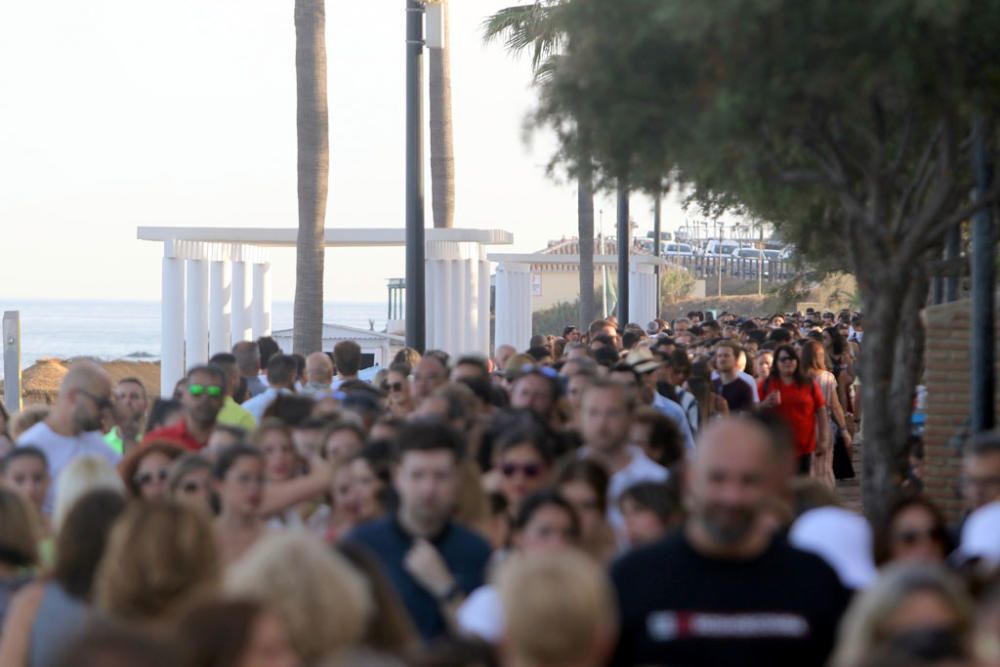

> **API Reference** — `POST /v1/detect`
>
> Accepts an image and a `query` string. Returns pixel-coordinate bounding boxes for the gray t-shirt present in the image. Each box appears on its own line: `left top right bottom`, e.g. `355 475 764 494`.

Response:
17 422 120 513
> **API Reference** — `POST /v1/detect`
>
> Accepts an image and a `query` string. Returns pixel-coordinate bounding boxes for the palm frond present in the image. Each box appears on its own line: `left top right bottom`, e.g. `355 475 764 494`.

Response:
482 2 565 77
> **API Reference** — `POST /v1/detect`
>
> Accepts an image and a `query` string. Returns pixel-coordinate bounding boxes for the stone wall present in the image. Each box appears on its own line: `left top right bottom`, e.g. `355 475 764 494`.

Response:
921 296 1000 521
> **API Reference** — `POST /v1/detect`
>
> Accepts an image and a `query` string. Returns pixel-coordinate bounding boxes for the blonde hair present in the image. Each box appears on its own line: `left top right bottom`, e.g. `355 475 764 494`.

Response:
226 531 373 663
95 502 220 624
53 455 125 532
830 563 973 667
0 488 39 567
497 551 618 667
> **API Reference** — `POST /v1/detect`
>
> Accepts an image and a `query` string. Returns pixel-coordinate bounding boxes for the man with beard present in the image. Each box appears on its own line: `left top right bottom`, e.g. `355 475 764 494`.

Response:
104 377 149 455
142 365 225 452
16 360 120 512
348 419 491 640
610 415 850 667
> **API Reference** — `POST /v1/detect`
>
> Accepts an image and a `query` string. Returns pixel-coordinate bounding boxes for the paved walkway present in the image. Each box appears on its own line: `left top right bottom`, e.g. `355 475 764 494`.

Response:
835 438 863 513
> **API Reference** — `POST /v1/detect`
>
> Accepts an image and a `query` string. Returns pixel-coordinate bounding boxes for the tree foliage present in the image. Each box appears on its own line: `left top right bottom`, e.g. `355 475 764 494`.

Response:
533 0 1000 517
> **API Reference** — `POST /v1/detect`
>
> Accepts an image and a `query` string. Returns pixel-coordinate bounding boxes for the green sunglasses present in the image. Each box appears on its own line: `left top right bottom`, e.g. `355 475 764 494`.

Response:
188 383 223 398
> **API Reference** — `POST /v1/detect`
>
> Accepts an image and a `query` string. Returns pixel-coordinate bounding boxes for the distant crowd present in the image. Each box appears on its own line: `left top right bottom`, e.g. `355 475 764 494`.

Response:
0 307 998 667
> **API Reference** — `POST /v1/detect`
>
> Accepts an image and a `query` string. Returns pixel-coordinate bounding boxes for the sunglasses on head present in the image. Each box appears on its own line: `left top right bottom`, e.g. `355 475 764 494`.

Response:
500 462 544 478
188 384 223 398
135 468 170 487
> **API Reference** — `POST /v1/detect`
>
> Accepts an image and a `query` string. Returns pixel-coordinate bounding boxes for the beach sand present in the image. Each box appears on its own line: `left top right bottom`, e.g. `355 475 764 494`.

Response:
0 358 161 407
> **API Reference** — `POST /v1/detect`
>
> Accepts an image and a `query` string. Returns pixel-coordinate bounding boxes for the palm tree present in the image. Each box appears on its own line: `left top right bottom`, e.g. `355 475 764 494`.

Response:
293 0 329 354
483 2 596 330
428 0 455 229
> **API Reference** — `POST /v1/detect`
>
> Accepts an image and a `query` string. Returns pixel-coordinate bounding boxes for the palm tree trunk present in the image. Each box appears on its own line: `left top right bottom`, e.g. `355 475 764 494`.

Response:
429 0 455 229
578 159 595 330
293 0 329 354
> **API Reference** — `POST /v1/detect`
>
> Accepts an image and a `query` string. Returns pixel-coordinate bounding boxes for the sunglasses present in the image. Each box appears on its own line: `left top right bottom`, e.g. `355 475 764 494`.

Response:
894 528 945 546
381 381 405 393
181 481 204 494
500 462 544 479
189 384 223 398
135 468 170 487
79 390 113 411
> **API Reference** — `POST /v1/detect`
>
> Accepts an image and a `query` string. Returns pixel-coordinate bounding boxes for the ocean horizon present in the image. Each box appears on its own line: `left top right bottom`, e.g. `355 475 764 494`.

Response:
0 299 389 372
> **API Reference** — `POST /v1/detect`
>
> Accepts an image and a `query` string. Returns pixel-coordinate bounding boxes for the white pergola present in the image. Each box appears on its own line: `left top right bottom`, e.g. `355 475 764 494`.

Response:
138 227 513 397
489 253 667 350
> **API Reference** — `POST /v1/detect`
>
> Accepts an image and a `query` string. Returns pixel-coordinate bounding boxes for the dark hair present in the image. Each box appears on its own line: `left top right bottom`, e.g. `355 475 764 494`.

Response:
632 406 684 468
588 319 615 336
555 459 609 514
261 394 314 427
397 419 465 461
424 349 451 371
455 355 489 377
458 375 493 406
209 352 237 367
593 345 621 368
768 344 809 386
290 353 306 381
336 542 417 655
388 362 412 377
213 444 263 480
799 339 828 374
966 430 1000 457
1 446 48 475
186 364 226 387
177 599 263 667
265 354 298 388
667 349 691 376
619 481 681 525
257 336 281 369
768 328 792 344
49 623 183 667
146 399 183 432
333 340 363 377
494 420 556 466
115 377 147 397
873 495 951 566
526 346 553 362
714 339 742 357
513 490 580 539
52 489 127 600
824 326 847 356
609 362 642 387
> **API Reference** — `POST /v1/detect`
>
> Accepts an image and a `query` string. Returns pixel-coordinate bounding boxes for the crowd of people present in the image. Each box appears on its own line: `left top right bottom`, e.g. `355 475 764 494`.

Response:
0 308 998 666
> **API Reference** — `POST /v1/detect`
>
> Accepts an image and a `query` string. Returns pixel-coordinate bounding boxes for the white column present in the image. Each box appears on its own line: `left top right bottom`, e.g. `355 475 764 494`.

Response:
478 258 492 356
426 241 489 355
231 261 250 344
161 254 185 398
251 262 272 339
185 259 210 367
629 263 658 326
209 261 231 356
494 262 532 351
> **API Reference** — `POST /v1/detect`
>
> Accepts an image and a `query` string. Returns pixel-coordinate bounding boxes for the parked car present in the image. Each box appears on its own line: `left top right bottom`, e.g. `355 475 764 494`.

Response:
701 240 740 257
662 242 694 257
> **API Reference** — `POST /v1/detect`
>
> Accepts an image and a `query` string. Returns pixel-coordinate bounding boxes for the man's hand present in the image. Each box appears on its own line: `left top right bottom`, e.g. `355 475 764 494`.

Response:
404 539 455 599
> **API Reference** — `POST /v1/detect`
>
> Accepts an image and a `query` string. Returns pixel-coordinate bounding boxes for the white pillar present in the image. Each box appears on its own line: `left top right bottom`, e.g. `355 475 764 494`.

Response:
629 263 658 326
161 255 185 398
478 258 491 356
494 262 532 351
231 261 250 344
185 259 210 367
251 262 272 339
426 241 489 355
209 261 231 356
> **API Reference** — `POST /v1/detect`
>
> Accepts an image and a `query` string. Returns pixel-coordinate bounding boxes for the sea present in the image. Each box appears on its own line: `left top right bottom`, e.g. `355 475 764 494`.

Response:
0 300 388 372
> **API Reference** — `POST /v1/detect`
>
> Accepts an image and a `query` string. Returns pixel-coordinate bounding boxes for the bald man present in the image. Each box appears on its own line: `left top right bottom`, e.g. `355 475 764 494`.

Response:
301 351 335 396
610 416 850 667
16 360 120 513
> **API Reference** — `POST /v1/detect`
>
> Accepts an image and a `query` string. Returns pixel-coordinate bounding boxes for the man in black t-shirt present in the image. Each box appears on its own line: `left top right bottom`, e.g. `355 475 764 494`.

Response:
711 340 755 413
611 416 851 667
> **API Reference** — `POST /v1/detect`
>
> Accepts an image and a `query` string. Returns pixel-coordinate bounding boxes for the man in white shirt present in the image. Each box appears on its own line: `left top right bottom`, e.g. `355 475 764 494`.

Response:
242 354 298 421
16 360 120 513
578 378 668 539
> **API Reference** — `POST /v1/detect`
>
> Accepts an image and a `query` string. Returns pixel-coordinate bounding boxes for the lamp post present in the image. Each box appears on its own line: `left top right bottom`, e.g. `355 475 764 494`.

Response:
405 0 426 352
971 117 996 432
617 181 630 325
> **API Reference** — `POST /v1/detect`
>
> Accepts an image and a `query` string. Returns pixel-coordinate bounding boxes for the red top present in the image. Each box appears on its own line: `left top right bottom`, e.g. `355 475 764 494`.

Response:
141 418 205 452
757 378 826 456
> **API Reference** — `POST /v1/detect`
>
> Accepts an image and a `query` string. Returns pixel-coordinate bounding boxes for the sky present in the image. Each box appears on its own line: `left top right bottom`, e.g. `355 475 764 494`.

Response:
0 0 690 304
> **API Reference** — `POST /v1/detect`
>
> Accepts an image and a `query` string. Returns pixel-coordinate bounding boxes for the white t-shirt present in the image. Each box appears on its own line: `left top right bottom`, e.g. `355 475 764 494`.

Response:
580 445 669 543
457 585 504 643
17 422 121 513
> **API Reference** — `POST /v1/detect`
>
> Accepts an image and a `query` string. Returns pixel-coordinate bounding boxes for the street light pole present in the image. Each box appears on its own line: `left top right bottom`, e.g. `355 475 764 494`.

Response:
653 194 662 317
617 181 630 325
405 0 426 352
971 116 996 432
